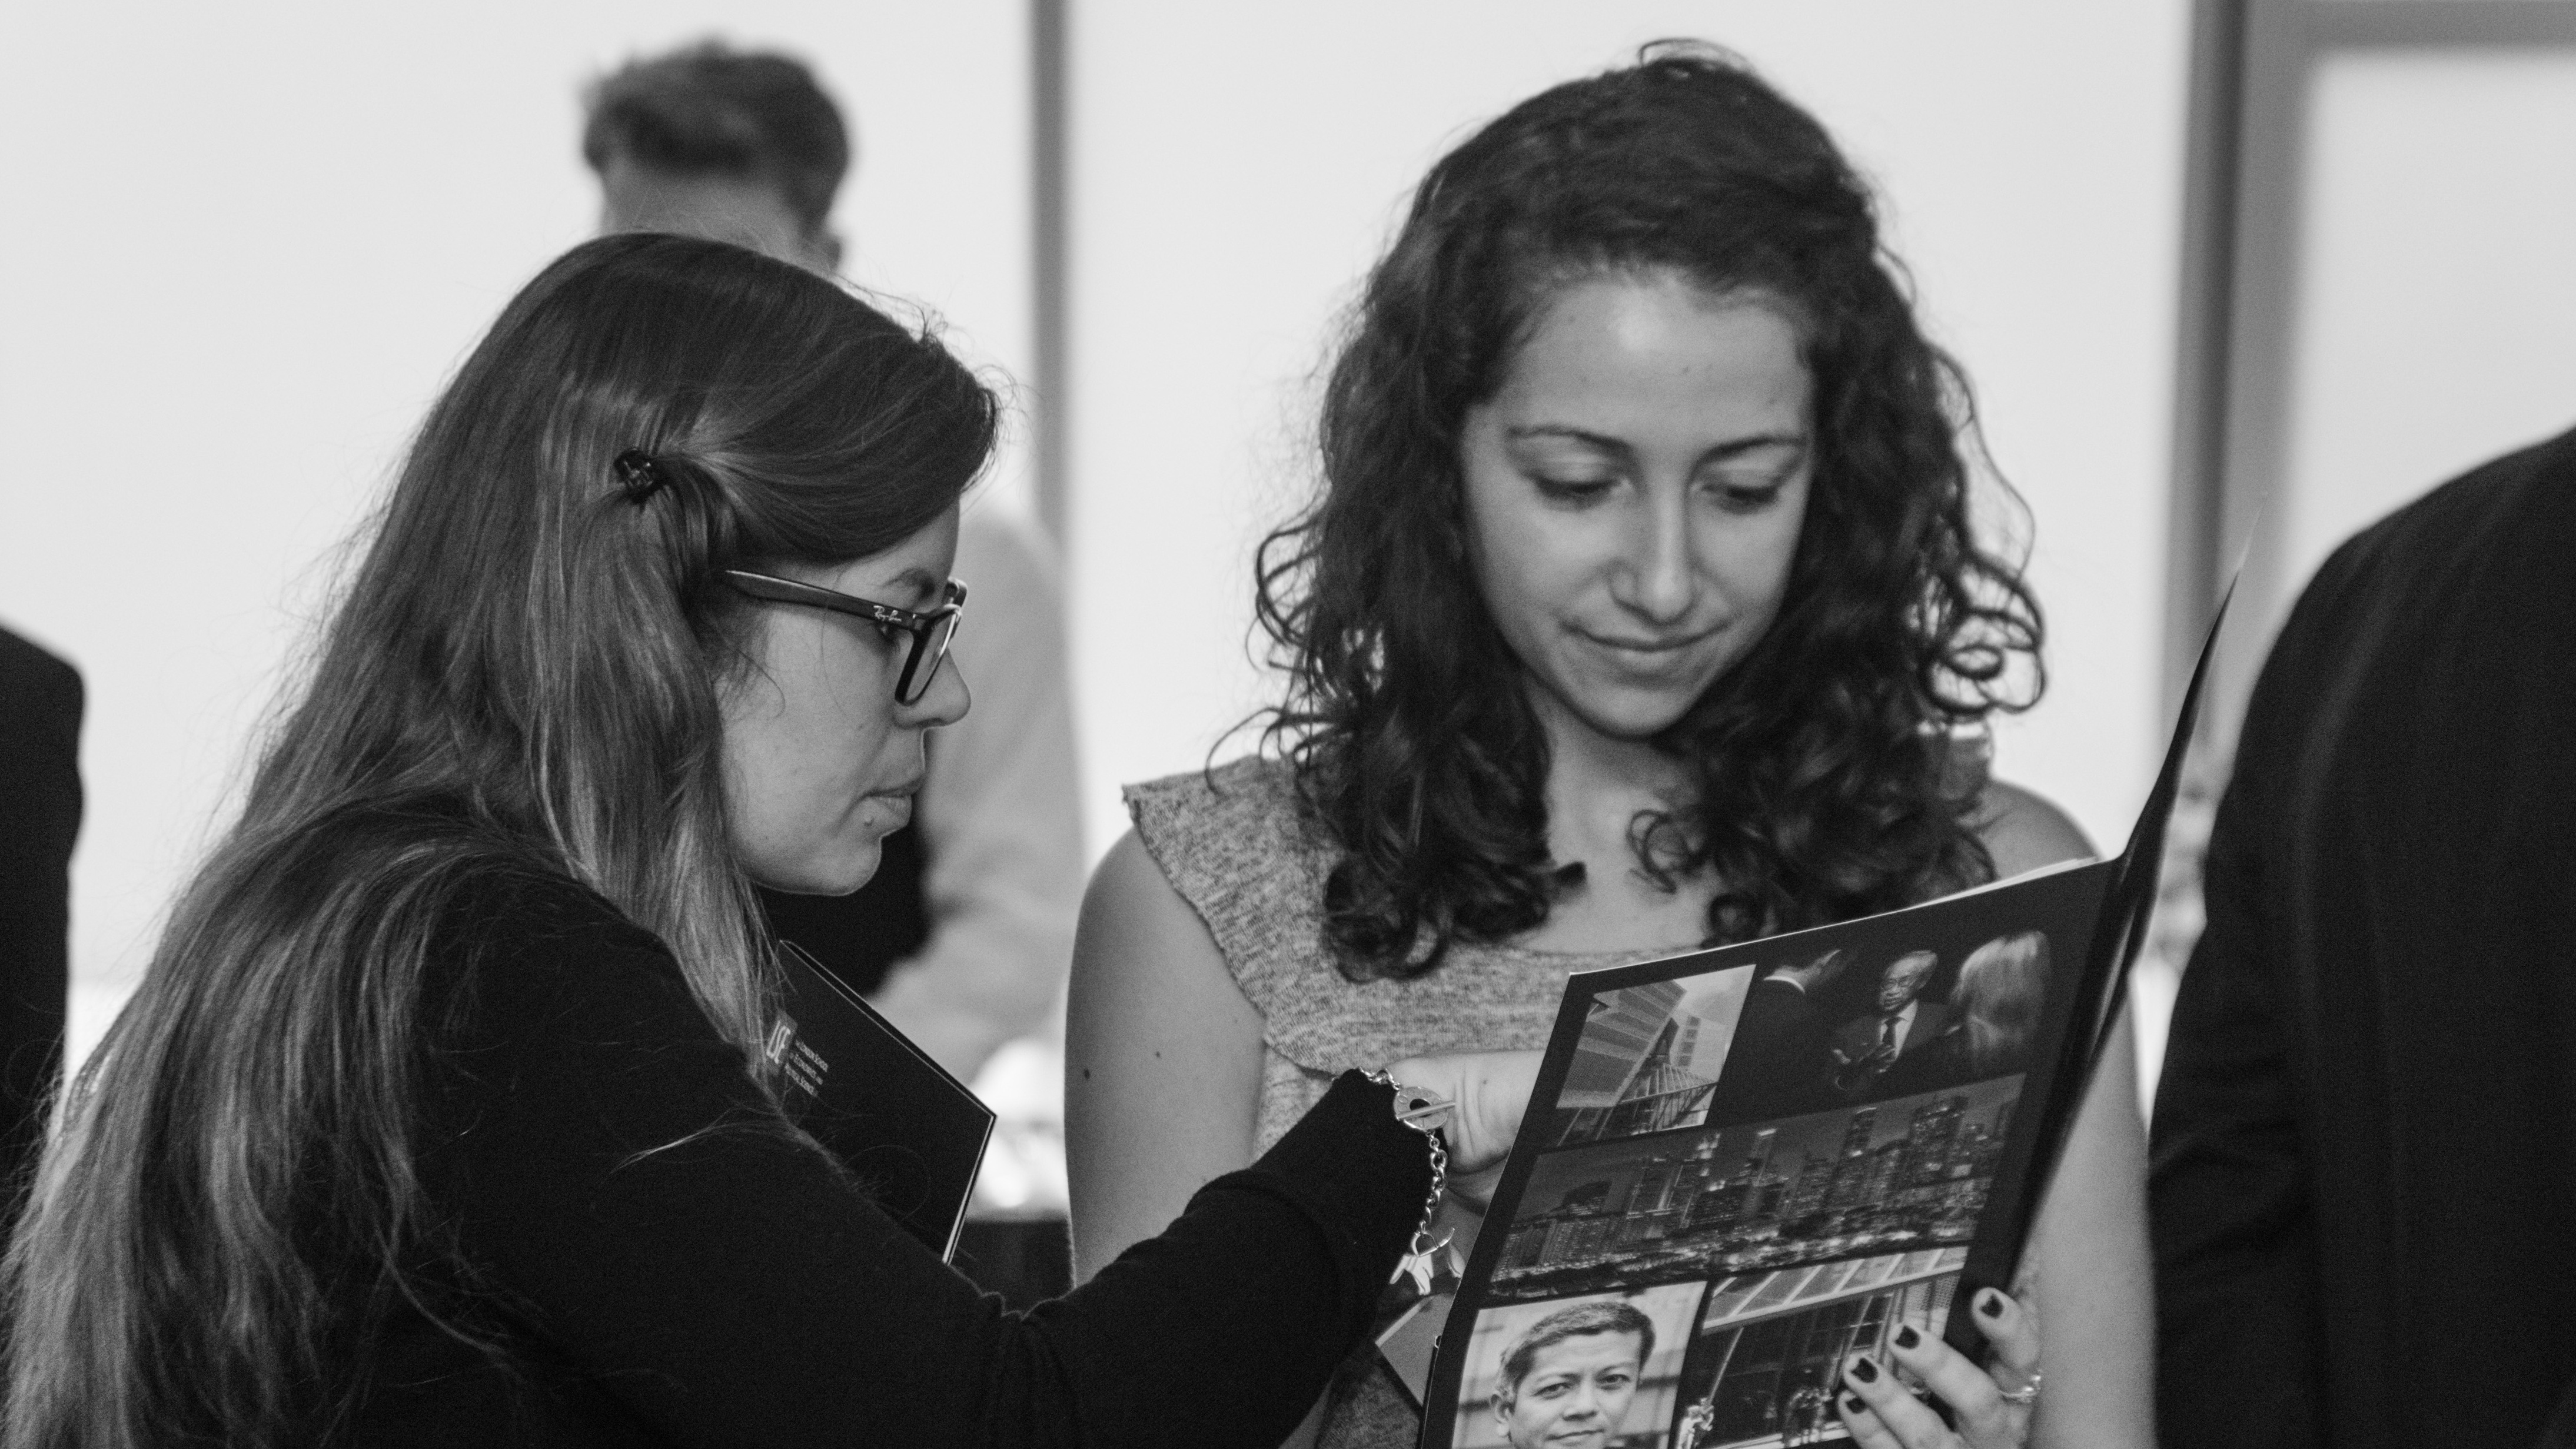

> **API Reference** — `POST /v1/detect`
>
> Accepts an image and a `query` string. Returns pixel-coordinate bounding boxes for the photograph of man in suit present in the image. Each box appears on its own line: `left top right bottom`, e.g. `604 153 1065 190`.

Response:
1707 947 1849 1119
1830 951 1948 1099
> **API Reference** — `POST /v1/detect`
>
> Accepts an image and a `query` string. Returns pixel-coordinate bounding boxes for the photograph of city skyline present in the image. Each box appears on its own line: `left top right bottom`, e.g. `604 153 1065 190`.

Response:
1490 1075 2022 1303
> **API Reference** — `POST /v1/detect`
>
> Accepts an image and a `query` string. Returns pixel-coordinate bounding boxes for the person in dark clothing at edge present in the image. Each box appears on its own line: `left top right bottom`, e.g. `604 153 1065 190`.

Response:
0 625 78 1219
2149 422 2576 1449
0 235 1538 1448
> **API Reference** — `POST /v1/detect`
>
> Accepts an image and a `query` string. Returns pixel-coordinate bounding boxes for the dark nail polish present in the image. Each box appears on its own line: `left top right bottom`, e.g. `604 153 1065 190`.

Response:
1978 1290 2005 1319
1846 1394 1867 1414
1850 1356 1879 1383
1895 1325 1920 1350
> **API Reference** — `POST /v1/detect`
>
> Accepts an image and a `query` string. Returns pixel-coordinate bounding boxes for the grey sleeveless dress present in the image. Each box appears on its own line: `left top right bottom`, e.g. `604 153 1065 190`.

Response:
1126 757 1670 1449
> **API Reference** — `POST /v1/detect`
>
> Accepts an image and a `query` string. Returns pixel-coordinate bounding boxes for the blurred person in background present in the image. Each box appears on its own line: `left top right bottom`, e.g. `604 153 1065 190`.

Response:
0 233 1543 1448
2151 423 2576 1449
0 624 77 1221
584 39 1082 1088
1068 45 2145 1449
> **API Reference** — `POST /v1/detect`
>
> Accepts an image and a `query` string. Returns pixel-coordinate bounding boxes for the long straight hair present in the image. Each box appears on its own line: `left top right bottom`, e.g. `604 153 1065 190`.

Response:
0 234 996 1448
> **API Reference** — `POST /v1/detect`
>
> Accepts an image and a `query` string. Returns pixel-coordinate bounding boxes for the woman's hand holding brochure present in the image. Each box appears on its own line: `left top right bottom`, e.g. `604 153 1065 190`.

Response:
1385 1050 1545 1201
1838 1284 2044 1449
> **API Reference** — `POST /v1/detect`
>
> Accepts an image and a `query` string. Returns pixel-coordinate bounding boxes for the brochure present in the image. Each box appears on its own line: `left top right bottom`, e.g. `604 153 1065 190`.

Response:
1406 621 2217 1449
767 940 995 1262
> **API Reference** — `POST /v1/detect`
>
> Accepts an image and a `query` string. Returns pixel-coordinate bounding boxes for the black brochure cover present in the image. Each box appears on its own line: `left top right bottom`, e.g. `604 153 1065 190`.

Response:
767 942 995 1263
1407 611 2223 1449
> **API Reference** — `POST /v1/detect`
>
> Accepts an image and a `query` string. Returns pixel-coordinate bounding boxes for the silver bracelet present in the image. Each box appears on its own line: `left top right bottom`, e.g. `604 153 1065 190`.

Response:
1363 1069 1454 1288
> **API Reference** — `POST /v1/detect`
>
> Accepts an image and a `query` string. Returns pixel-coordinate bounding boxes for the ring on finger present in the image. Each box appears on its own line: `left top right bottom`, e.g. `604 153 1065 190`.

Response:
1996 1368 2044 1407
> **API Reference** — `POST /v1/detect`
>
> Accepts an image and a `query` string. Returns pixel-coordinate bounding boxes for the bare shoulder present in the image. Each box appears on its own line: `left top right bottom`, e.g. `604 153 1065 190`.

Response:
1973 777 2096 880
1069 831 1252 1023
1081 828 1199 942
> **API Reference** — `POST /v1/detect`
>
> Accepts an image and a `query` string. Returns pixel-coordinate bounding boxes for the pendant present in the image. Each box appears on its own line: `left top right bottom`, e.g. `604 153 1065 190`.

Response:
1392 1229 1460 1295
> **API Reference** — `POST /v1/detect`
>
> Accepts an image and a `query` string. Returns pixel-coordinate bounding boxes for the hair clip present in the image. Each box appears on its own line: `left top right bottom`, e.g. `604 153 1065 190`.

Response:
614 449 669 504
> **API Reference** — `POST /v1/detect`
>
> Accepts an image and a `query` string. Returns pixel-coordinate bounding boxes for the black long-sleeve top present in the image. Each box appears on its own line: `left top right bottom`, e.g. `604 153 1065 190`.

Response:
2148 424 2576 1448
353 871 1430 1446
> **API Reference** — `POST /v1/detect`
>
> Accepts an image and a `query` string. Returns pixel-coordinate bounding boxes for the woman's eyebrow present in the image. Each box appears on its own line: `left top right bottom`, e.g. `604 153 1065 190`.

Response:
1694 431 1808 467
1505 424 1634 457
1505 425 1807 463
880 566 947 609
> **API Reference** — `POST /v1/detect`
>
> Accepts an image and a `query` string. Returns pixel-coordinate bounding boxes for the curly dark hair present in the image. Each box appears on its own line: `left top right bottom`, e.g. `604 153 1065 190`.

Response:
1254 44 2043 982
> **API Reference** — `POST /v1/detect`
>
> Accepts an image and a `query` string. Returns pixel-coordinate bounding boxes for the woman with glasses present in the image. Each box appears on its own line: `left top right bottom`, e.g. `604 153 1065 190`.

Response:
0 233 1537 1448
1068 46 2148 1449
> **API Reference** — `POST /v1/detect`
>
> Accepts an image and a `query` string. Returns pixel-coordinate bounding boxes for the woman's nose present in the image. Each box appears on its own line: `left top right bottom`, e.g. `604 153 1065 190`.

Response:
1614 491 1697 623
904 654 971 729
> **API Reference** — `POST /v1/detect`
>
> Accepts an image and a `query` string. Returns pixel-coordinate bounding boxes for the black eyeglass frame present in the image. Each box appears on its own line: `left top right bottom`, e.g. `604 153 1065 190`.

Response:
720 569 968 705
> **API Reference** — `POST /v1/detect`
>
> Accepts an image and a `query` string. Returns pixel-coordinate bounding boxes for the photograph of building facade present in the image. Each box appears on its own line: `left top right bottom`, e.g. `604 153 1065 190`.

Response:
1670 1248 1966 1449
1554 969 1754 1145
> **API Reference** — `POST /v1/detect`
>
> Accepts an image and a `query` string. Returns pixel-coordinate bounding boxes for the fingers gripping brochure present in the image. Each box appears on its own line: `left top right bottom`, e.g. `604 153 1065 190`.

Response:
1401 616 2221 1449
767 942 995 1263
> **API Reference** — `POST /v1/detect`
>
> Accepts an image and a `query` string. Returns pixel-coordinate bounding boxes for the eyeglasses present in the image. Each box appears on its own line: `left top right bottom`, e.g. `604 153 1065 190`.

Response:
721 570 968 705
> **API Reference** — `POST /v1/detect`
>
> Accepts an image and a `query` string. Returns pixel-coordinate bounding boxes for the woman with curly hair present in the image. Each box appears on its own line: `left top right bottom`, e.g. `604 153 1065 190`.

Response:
1068 45 2148 1449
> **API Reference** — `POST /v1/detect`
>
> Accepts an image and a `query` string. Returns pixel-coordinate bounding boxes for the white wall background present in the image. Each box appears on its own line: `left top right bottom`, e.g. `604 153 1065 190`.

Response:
2277 50 2576 606
1063 2 2193 869
0 1 1034 1064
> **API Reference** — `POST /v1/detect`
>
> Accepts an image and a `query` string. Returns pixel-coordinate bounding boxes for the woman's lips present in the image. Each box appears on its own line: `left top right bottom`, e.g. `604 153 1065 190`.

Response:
870 776 925 800
1577 622 1724 669
864 777 923 826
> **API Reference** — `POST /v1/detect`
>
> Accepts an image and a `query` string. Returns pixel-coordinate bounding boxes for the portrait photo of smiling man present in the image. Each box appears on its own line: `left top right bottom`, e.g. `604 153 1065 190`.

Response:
1491 1300 1657 1449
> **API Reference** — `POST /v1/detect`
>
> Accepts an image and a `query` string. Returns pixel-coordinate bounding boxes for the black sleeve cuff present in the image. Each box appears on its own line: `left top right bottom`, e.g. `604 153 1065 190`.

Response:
1053 1071 1441 1446
1225 1070 1434 1291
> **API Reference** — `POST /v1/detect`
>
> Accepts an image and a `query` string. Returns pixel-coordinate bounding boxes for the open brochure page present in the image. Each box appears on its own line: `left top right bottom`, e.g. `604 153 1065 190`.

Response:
1415 859 2117 1449
1407 592 2226 1448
